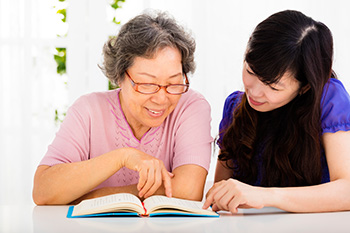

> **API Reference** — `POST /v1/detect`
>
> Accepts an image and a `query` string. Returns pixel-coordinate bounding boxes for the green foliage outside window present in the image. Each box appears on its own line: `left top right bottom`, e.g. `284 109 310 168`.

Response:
56 8 66 23
54 48 66 76
53 0 125 122
110 0 125 25
109 0 124 89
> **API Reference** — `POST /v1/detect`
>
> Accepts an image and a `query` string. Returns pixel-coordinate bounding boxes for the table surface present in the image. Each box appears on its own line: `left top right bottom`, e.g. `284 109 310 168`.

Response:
1 204 350 233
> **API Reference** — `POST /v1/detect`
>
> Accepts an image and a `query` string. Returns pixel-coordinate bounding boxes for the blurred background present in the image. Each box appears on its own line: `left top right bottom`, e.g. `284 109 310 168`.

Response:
1 0 349 205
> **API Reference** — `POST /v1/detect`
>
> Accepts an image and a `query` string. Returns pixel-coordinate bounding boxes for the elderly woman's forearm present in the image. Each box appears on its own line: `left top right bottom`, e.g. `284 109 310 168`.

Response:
33 150 125 205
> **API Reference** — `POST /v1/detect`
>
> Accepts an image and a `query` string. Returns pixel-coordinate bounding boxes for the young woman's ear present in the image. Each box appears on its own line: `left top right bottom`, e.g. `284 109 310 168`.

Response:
299 84 311 95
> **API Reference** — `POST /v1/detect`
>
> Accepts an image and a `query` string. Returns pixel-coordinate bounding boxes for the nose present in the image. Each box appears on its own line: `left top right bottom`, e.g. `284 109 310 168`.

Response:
151 87 168 104
247 76 265 97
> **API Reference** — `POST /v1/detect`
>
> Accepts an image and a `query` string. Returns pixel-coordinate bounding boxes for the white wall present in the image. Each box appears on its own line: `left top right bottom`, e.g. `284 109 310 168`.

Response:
1 0 349 205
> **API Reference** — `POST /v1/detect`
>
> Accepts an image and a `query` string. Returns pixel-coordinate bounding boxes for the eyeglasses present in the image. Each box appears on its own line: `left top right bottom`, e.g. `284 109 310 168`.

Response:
125 71 190 95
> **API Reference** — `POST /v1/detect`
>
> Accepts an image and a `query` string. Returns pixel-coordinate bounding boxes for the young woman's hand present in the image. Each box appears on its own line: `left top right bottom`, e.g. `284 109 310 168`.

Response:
203 179 266 213
122 148 174 199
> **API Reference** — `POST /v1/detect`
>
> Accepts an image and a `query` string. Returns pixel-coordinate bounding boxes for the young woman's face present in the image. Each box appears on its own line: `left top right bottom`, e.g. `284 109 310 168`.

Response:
119 47 184 134
242 62 301 112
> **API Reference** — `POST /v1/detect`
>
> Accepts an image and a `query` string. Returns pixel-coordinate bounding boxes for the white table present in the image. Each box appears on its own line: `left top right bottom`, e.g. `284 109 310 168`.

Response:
1 204 350 233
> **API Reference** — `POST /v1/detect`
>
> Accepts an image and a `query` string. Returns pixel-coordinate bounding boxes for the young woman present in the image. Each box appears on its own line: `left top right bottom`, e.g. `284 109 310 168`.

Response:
204 10 350 213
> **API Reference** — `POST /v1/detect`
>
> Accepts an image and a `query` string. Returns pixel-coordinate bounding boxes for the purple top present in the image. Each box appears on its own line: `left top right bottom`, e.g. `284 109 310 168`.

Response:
218 78 350 185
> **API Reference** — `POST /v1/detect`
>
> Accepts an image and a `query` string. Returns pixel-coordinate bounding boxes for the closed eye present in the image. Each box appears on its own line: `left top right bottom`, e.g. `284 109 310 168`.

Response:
269 85 280 91
246 69 256 76
246 66 280 91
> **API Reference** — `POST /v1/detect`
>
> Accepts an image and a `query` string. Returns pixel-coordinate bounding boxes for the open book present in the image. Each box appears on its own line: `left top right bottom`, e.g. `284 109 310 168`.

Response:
67 193 219 218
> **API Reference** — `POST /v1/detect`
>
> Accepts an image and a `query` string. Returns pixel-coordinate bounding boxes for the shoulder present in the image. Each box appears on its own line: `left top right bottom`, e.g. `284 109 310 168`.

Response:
223 91 244 114
174 89 211 112
63 90 120 125
73 89 119 106
321 78 350 105
165 89 211 129
179 89 209 103
321 78 350 133
218 91 244 139
70 89 119 112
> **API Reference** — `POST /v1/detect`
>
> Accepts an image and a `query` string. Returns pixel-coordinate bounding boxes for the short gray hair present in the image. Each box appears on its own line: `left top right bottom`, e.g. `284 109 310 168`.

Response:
100 11 196 86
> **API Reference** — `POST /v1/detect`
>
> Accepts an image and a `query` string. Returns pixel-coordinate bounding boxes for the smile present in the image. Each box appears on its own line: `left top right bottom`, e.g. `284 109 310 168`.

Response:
149 109 161 114
249 96 265 106
146 108 165 117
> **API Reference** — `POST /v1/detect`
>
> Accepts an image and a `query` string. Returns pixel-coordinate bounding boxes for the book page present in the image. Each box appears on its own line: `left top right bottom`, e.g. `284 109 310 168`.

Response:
143 195 217 215
72 193 144 216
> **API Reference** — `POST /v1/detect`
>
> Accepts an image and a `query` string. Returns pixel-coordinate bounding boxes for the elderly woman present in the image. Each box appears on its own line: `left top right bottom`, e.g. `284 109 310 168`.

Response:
33 11 212 205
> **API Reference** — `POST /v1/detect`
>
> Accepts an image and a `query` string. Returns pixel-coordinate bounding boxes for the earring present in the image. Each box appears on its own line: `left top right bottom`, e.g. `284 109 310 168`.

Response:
299 85 311 95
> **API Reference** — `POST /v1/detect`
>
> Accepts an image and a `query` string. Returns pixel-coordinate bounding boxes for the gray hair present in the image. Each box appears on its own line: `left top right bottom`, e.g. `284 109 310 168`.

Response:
100 11 196 86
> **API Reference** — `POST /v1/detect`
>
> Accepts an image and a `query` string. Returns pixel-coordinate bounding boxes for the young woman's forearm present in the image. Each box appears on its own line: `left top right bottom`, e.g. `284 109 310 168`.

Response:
266 179 350 212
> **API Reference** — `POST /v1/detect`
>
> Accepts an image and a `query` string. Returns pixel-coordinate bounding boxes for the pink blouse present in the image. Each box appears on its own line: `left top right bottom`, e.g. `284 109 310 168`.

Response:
40 88 213 189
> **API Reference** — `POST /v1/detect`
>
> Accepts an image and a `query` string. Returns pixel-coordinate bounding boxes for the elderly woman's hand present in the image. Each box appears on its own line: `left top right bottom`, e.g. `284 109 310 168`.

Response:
122 148 173 199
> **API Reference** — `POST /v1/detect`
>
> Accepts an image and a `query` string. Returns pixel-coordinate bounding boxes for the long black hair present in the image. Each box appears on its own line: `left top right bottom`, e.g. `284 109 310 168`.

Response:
219 10 335 187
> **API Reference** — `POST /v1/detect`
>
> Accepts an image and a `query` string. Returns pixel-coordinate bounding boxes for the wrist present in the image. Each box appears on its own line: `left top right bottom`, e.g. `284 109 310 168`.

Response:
113 147 130 169
263 187 279 208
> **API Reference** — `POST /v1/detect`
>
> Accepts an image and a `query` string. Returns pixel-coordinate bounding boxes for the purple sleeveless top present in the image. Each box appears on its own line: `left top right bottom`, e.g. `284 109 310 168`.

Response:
218 78 350 185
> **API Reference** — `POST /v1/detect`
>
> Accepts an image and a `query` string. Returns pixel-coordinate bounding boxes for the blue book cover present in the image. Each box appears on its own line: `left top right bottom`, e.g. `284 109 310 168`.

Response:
66 193 219 218
67 206 139 218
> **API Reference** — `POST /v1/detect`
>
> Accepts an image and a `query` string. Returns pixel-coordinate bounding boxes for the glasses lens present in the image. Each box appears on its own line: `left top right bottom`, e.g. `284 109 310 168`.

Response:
137 84 159 94
166 85 188 94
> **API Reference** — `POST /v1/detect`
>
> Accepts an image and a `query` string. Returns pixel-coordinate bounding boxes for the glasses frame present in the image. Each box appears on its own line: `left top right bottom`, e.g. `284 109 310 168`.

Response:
125 71 190 95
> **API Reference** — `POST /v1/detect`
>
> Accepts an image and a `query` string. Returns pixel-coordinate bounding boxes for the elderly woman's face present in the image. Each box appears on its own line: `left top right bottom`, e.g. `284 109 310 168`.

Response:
119 47 184 136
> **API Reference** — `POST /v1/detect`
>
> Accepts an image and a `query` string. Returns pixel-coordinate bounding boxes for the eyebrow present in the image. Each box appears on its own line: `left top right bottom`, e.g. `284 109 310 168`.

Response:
137 72 183 79
273 81 286 88
264 79 284 89
246 62 288 89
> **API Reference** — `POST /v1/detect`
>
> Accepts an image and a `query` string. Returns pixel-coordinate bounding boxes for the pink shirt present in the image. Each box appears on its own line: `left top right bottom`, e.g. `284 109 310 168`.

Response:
40 89 213 189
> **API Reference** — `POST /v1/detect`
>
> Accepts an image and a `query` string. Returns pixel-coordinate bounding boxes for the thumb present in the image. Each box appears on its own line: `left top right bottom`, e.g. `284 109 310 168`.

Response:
162 168 173 198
